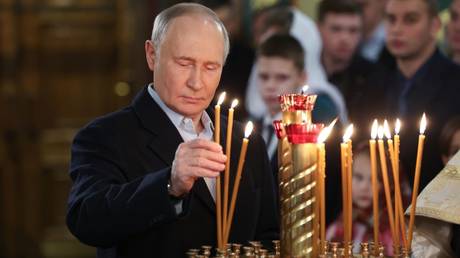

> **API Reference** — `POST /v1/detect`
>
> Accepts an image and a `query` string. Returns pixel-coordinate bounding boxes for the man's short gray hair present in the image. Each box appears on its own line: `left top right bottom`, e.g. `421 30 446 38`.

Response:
151 3 230 62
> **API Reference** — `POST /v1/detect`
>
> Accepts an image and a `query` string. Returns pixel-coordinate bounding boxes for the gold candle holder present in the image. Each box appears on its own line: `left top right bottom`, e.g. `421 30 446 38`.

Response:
277 94 323 258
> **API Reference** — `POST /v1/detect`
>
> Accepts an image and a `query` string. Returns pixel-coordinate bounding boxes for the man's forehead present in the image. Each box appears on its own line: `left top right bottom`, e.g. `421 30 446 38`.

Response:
386 0 428 13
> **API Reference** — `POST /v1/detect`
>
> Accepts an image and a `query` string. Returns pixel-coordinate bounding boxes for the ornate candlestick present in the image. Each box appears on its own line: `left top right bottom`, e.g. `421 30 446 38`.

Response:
276 94 323 257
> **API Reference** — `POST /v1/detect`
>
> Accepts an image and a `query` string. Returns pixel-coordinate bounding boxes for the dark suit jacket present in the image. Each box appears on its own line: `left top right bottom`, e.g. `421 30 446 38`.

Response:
377 49 460 191
66 86 279 258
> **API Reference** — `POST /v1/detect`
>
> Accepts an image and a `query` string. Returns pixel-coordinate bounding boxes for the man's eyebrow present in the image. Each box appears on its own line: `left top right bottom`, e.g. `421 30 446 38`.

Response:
175 56 195 62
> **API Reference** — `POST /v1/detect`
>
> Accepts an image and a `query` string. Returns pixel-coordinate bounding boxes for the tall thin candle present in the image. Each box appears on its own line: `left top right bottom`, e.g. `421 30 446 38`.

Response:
317 119 336 253
225 121 253 244
377 125 397 248
214 92 225 249
223 99 238 243
369 120 380 250
408 114 427 249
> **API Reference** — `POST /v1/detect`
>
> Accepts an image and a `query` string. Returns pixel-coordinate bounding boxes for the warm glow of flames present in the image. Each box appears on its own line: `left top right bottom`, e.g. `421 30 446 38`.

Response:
378 125 384 140
383 120 392 139
371 119 378 139
231 99 239 109
244 121 254 138
217 92 226 106
301 85 309 94
317 118 337 143
343 124 354 142
420 113 427 134
395 118 401 135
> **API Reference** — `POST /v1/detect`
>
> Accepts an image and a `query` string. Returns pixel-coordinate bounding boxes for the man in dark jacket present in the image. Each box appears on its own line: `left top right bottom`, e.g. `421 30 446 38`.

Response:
66 3 279 258
381 0 460 192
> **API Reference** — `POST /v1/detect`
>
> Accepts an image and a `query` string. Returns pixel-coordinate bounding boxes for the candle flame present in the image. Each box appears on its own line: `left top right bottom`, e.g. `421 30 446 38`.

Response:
317 118 337 143
395 118 401 135
244 121 254 138
231 99 239 109
343 124 354 142
377 125 384 140
301 85 309 95
371 119 378 139
420 113 427 134
217 92 226 106
383 120 392 139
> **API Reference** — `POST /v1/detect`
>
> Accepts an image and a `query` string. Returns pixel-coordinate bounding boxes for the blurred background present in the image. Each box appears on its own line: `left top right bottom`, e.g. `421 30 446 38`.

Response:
0 0 454 257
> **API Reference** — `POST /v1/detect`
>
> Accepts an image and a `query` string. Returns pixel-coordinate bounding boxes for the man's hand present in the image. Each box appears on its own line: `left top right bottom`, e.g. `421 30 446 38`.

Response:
169 139 226 197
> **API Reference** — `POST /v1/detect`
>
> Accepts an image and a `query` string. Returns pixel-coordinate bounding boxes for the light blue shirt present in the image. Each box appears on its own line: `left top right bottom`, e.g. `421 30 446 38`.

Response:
148 85 217 207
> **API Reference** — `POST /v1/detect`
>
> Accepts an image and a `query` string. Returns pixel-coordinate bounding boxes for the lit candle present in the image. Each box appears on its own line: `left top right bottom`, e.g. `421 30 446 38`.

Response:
214 92 225 249
345 125 354 243
393 119 408 249
369 120 380 252
408 113 427 250
341 124 353 257
386 120 408 250
383 121 397 242
224 121 253 244
317 119 336 253
377 125 397 248
223 99 238 243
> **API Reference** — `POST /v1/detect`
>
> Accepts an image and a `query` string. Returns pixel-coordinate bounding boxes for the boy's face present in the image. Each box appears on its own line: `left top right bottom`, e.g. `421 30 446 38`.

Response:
257 56 306 116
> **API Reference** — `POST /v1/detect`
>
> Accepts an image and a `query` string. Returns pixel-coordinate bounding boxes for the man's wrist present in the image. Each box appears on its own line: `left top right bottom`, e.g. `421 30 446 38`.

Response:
167 180 185 199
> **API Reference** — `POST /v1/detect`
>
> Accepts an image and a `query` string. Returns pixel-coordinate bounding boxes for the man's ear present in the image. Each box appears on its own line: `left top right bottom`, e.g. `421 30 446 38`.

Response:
145 40 156 72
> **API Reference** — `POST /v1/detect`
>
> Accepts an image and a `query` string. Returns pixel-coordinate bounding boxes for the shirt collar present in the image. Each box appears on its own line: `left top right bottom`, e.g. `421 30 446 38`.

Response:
147 84 213 135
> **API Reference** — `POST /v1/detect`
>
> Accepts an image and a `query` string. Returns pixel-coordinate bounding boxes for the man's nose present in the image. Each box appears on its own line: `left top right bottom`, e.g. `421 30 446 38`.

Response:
186 66 204 90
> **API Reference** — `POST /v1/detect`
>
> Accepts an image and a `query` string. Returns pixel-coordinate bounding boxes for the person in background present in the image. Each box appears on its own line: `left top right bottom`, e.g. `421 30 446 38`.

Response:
378 0 460 191
439 116 460 165
245 5 348 124
254 34 332 188
447 0 460 64
326 142 410 255
354 0 394 67
317 0 378 128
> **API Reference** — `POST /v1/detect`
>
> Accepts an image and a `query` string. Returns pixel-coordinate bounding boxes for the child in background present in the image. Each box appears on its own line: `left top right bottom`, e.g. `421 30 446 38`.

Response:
326 142 410 255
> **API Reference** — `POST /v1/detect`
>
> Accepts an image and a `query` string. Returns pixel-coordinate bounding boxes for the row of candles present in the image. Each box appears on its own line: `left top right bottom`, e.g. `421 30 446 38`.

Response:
213 92 254 249
212 90 426 254
317 114 427 256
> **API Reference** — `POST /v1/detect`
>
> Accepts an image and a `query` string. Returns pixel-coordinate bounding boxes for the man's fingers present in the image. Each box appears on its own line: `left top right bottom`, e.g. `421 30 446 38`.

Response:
191 167 221 178
187 139 223 152
192 157 226 172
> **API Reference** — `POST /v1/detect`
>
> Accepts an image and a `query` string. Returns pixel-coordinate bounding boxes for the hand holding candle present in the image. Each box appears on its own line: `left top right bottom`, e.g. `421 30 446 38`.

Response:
408 113 427 249
224 121 253 244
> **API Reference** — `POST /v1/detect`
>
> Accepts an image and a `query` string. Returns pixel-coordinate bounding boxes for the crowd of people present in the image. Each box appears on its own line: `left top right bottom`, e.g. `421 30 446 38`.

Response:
65 1 460 257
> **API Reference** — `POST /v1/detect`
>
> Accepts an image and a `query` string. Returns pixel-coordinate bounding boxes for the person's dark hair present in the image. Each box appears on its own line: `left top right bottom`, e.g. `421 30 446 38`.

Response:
439 116 460 157
423 0 439 17
257 34 305 71
260 6 294 36
318 0 362 23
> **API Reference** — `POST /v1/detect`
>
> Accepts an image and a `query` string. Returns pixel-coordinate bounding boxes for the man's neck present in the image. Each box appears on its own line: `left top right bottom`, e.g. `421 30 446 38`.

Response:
322 52 350 77
397 43 436 78
192 115 204 134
